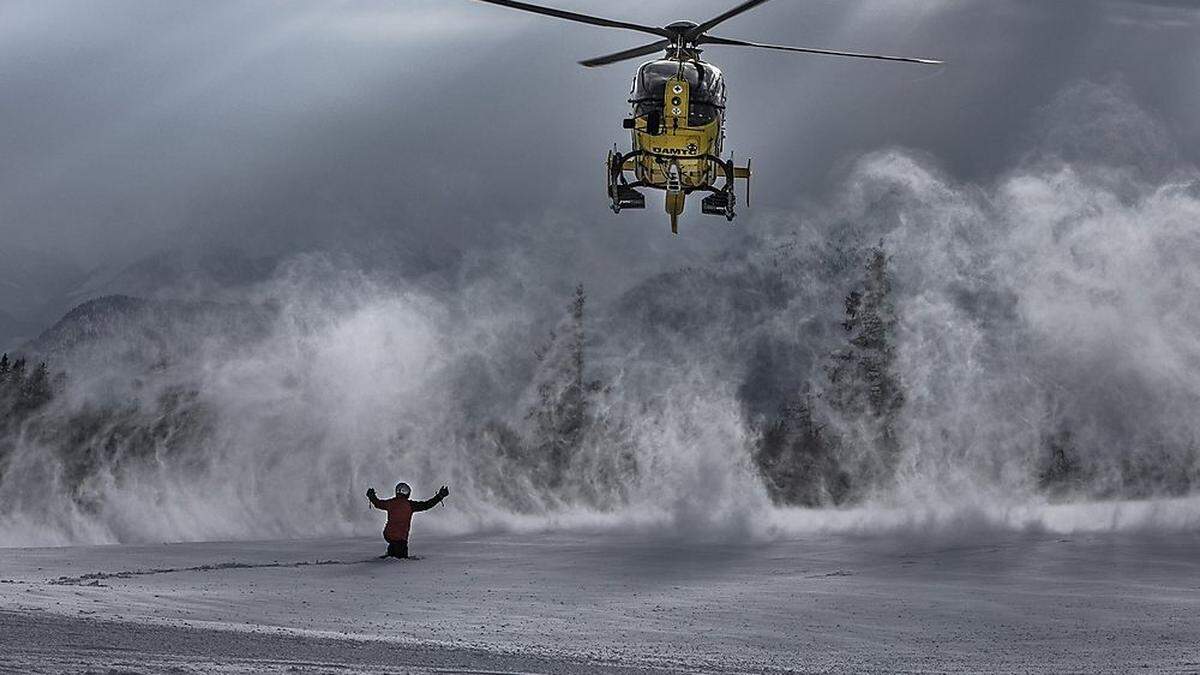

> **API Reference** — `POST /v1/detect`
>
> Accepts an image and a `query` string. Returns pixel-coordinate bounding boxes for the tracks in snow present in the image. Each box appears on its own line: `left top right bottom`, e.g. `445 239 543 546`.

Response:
47 557 381 586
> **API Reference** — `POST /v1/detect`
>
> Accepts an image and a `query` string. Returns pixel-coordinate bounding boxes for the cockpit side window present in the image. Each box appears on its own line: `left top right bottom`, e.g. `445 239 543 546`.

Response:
689 102 720 126
689 63 724 125
690 63 725 106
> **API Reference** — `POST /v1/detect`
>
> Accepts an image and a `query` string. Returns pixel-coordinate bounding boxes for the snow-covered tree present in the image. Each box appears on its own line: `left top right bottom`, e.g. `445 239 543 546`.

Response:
17 362 53 414
754 391 849 506
1037 427 1082 497
824 244 905 497
526 285 600 488
0 356 49 424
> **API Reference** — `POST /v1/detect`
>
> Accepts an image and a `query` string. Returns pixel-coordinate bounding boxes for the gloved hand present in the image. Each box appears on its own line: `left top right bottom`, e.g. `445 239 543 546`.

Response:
438 485 450 499
366 488 376 498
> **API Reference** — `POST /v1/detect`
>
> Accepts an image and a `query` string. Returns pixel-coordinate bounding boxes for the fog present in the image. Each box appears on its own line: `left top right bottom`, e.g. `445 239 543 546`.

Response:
1 1 1197 268
3 74 1200 545
1 2 1199 546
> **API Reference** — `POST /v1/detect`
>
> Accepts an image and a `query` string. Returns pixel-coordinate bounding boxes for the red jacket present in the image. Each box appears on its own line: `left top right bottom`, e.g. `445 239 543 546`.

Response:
369 492 444 542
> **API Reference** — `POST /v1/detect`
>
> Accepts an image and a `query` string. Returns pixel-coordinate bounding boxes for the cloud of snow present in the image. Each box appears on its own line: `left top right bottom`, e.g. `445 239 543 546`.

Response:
3 80 1200 546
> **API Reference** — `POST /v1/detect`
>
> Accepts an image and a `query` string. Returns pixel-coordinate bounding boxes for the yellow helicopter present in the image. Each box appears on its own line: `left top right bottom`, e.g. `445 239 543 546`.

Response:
471 0 942 234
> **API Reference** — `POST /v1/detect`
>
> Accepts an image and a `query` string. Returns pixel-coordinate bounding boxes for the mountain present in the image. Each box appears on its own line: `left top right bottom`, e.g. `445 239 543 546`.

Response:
65 247 280 306
0 245 283 353
23 294 278 370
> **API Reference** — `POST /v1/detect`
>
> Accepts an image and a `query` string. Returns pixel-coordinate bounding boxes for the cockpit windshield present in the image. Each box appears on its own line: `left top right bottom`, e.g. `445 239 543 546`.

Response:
630 60 725 126
632 60 725 105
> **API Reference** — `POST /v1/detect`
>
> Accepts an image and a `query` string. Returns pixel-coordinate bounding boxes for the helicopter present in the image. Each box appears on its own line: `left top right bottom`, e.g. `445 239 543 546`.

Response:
470 0 942 234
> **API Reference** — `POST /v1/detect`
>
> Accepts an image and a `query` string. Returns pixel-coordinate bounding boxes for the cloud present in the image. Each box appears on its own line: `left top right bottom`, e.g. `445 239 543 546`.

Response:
1 0 1195 279
5 73 1200 545
1102 0 1200 29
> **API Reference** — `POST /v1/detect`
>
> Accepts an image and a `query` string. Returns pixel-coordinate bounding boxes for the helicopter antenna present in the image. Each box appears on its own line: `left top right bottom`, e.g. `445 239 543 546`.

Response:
466 0 942 68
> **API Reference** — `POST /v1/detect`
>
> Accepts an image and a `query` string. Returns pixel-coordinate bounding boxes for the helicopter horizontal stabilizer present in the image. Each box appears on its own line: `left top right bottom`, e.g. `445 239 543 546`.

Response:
735 158 751 207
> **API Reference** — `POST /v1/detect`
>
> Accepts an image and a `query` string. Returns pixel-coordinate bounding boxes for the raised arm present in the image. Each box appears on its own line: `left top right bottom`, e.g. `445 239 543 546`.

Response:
411 485 450 512
366 488 387 510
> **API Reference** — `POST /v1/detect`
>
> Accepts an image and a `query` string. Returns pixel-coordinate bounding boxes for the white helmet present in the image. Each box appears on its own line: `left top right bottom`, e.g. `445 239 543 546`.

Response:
395 482 411 497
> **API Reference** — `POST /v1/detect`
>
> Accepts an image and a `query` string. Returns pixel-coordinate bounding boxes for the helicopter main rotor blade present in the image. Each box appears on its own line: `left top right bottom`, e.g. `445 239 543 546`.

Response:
690 0 775 38
699 35 943 65
468 0 670 38
579 40 671 68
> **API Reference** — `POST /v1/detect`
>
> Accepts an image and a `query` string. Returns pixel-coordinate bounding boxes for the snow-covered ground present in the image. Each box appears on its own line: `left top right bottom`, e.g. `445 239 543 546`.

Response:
2 530 1199 673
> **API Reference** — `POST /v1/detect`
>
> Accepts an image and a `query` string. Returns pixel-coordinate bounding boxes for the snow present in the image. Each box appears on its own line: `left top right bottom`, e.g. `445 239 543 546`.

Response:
2 530 1199 673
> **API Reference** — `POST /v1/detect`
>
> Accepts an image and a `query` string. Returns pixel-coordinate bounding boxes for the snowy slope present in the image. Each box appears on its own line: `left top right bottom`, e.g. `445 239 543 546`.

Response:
2 530 1199 673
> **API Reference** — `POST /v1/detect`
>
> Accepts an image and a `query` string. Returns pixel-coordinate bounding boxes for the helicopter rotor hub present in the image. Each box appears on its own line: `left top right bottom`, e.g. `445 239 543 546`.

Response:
663 20 699 47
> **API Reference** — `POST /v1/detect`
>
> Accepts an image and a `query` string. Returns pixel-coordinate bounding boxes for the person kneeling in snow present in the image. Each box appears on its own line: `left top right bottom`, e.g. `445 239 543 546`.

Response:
367 482 449 559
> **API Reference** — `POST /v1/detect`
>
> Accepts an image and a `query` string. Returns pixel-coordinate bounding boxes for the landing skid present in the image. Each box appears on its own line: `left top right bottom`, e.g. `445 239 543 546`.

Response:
606 147 751 234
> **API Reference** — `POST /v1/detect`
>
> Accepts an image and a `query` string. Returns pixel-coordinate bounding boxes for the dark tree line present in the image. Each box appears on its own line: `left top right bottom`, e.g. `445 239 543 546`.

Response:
527 285 601 489
10 252 1192 515
481 285 635 510
754 391 846 506
478 253 913 512
0 351 212 504
0 353 57 427
748 243 1128 507
1036 414 1199 500
0 353 61 485
753 244 905 507
753 243 1198 507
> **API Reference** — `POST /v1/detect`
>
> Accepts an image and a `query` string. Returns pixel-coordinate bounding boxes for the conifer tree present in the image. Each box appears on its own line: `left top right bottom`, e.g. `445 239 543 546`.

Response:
755 391 848 506
1 356 57 436
1037 428 1079 496
527 285 601 489
10 358 26 385
825 244 905 492
0 354 11 426
18 362 53 413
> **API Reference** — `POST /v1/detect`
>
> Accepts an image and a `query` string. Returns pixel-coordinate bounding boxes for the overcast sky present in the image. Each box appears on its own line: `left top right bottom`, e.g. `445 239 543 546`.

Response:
0 0 1197 276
